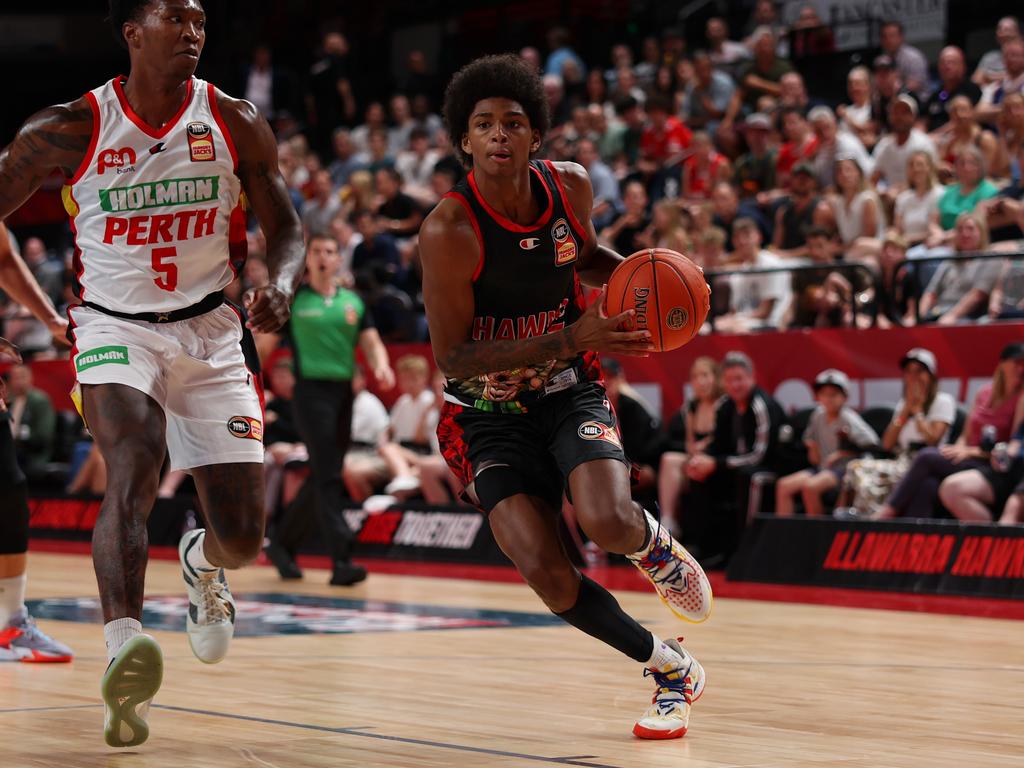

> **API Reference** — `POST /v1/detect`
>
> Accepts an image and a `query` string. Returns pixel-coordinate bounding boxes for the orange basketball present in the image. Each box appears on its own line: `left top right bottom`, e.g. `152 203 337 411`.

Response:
605 248 711 352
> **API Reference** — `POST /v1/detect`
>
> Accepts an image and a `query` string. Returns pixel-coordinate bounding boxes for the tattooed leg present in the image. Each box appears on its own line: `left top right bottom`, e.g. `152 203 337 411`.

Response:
81 384 167 623
191 462 265 569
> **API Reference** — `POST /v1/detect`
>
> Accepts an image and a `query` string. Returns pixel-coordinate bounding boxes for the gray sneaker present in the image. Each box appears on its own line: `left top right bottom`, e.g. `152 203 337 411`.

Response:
0 608 73 663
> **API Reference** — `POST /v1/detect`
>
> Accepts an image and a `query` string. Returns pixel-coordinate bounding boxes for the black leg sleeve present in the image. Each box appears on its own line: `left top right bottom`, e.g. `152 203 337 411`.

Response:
556 574 654 663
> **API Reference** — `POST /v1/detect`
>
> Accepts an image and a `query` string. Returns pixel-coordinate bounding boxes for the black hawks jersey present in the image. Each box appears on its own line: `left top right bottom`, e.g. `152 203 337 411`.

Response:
442 159 601 413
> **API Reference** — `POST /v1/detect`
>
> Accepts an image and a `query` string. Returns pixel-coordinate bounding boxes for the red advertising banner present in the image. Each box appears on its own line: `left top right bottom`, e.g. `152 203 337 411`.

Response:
10 322 1024 417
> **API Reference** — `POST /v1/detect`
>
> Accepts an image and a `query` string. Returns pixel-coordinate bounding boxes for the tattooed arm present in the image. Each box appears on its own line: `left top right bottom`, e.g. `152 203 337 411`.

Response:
0 223 68 345
0 98 93 218
216 90 304 333
420 198 653 379
554 161 627 288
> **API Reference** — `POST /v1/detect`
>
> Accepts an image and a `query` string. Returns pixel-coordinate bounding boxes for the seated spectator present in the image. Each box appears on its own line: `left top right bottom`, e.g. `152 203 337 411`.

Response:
710 181 771 250
395 127 441 198
607 96 645 170
916 212 1001 325
977 39 1024 123
341 367 392 502
820 156 885 254
838 66 877 149
600 180 651 255
987 255 1024 320
658 356 722 534
601 359 661 497
771 162 820 258
351 209 404 287
923 47 982 132
895 151 945 246
684 351 786 563
809 106 872 189
327 128 365 188
67 440 106 497
972 16 1021 87
879 20 929 99
775 369 878 517
682 132 731 200
574 137 621 230
364 127 396 174
716 218 792 332
377 354 437 498
991 92 1024 180
784 226 842 328
729 27 793 117
732 113 777 200
776 107 819 189
695 226 727 272
375 167 424 240
875 233 914 326
839 348 956 517
936 96 998 181
4 364 55 478
640 200 690 253
261 356 307 519
351 101 388 155
705 17 749 72
301 169 342 235
875 342 1024 520
637 94 692 177
789 5 835 56
870 94 936 191
684 52 735 137
925 146 999 246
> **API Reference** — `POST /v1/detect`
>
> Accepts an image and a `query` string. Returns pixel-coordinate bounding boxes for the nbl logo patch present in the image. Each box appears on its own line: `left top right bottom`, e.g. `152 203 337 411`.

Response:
551 217 577 266
227 415 263 441
577 420 621 447
186 121 216 162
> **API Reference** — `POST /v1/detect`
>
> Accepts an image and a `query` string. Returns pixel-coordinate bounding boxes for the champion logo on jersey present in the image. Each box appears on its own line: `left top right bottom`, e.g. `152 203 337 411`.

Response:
149 142 167 155
519 237 540 250
186 121 216 162
551 217 577 266
96 147 136 175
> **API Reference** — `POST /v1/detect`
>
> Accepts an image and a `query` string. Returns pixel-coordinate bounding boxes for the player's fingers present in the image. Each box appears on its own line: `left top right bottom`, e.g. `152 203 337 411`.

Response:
597 284 609 318
608 308 636 327
242 288 257 308
614 328 652 342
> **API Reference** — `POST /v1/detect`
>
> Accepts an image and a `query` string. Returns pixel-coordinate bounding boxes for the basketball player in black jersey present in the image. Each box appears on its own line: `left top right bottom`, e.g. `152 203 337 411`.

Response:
420 54 714 740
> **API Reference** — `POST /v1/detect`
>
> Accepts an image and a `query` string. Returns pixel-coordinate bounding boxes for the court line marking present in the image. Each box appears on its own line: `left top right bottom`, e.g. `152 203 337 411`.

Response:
0 704 100 714
153 704 623 768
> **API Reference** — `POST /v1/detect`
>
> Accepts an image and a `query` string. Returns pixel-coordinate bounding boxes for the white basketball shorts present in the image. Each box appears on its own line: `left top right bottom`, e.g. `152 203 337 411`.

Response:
69 303 264 471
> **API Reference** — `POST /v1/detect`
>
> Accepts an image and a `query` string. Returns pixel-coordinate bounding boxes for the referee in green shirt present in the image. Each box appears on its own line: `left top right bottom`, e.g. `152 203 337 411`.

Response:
266 233 394 585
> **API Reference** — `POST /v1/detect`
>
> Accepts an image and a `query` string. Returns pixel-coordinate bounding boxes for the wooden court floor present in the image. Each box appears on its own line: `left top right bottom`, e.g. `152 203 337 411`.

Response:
2 551 1022 768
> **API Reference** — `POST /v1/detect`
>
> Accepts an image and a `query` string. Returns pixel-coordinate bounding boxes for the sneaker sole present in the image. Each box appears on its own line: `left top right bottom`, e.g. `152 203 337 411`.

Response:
637 544 715 624
101 635 163 748
633 722 687 739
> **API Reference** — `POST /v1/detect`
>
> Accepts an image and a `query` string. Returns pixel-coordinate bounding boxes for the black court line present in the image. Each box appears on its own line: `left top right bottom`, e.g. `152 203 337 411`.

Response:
153 704 622 768
0 704 101 714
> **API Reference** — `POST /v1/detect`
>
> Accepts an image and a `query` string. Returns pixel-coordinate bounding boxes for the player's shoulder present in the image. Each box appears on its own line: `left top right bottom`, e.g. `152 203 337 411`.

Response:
207 86 261 127
21 96 94 133
421 194 474 242
420 195 482 274
545 160 593 207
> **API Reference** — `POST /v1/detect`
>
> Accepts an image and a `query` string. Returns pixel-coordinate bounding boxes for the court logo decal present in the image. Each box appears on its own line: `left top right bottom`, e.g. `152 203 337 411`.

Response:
666 307 688 330
26 594 566 636
227 415 263 441
186 121 216 162
577 420 621 447
96 147 137 175
551 217 577 266
75 345 130 372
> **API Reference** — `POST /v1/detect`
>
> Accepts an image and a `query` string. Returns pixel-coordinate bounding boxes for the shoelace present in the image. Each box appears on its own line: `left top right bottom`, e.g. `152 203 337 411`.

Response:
198 574 231 622
11 614 46 643
639 537 691 589
644 664 694 714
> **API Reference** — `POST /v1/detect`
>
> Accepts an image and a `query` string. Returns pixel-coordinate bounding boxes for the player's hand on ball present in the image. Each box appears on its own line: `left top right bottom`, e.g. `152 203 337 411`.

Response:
570 286 655 357
243 285 292 333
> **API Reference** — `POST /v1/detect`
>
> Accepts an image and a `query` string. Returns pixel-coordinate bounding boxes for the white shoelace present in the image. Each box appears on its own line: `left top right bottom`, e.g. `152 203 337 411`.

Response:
198 575 230 623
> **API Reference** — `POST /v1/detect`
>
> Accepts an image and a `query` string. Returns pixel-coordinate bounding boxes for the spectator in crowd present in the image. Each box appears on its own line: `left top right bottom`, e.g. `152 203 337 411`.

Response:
682 131 731 200
927 146 999 242
895 151 946 247
923 47 982 132
724 27 793 129
936 96 999 179
874 342 1024 520
709 181 770 250
519 45 542 74
601 359 662 497
784 226 855 329
987 251 1024 320
545 27 586 80
772 162 820 258
916 212 1001 325
351 101 389 155
658 357 723 534
260 356 307 521
684 352 785 563
638 94 692 177
879 20 929 99
871 95 936 190
600 180 651 255
607 96 645 168
374 354 437 498
326 128 365 188
399 50 438 104
395 127 441 201
18 238 63 309
685 52 735 138
789 4 835 56
776 107 819 190
341 366 392 502
306 31 357 156
240 44 297 123
775 369 877 517
387 94 417 155
820 156 886 253
991 92 1024 180
870 55 909 135
838 348 955 517
809 105 873 189
733 112 777 199
716 218 792 332
375 168 424 241
574 138 621 230
973 16 1022 86
705 17 750 72
67 438 106 497
351 209 403 287
778 72 812 111
696 226 728 272
543 74 571 127
838 66 878 149
977 38 1024 123
302 169 342 235
4 364 55 478
641 200 690 253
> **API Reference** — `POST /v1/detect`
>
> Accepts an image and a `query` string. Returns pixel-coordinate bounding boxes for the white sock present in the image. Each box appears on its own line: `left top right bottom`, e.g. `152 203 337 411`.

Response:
645 634 685 671
0 573 27 626
185 529 218 573
104 617 142 662
628 513 658 559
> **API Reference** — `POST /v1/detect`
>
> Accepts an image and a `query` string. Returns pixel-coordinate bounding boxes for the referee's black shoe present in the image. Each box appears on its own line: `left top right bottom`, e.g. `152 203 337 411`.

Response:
265 541 303 580
329 562 368 586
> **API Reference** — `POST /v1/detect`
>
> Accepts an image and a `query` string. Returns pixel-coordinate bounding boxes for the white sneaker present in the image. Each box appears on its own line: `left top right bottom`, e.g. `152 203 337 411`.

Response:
384 475 420 494
101 634 163 748
179 529 236 664
633 638 705 740
627 510 713 623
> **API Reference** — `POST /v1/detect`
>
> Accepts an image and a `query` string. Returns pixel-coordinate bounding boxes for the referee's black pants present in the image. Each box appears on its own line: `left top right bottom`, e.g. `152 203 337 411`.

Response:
274 378 355 566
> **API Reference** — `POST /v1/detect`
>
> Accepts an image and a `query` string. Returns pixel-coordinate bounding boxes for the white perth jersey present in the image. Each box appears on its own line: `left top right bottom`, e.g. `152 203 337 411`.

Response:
64 76 245 313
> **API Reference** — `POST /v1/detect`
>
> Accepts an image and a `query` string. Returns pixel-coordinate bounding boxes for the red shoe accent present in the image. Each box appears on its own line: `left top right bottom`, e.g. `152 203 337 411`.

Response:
21 650 73 664
0 627 23 647
633 723 687 740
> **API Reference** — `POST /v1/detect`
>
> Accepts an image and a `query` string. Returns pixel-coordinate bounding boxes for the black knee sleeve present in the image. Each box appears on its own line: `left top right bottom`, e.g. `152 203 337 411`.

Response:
474 463 561 512
556 573 654 663
0 481 30 554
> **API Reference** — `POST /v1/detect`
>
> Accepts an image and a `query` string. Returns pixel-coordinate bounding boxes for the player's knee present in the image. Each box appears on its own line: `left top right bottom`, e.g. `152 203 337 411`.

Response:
211 519 264 567
584 499 643 554
514 556 577 610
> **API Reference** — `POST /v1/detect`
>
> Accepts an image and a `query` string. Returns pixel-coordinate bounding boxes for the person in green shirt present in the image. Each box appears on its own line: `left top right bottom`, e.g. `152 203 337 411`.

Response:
265 233 393 585
931 146 999 236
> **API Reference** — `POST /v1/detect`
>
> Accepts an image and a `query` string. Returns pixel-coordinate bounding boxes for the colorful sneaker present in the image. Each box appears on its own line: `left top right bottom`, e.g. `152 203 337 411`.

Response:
633 638 705 740
627 510 713 623
179 529 236 664
101 634 163 748
0 609 74 663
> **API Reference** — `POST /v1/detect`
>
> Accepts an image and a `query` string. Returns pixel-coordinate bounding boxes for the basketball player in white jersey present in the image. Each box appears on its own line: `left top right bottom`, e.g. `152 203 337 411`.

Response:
0 0 305 747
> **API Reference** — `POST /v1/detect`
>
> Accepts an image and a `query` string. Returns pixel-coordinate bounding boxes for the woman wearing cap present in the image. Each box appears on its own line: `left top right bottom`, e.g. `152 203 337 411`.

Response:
775 369 877 517
874 343 1024 520
840 348 955 517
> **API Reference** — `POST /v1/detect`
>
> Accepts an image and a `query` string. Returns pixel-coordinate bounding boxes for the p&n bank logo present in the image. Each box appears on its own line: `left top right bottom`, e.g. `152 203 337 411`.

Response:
96 146 137 175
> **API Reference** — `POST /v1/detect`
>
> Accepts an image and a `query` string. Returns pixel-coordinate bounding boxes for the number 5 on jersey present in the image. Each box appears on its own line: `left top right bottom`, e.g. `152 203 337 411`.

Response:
152 247 178 292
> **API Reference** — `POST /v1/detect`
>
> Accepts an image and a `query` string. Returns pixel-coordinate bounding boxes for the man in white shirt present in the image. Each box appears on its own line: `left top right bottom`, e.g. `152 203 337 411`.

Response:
717 218 792 333
870 95 936 190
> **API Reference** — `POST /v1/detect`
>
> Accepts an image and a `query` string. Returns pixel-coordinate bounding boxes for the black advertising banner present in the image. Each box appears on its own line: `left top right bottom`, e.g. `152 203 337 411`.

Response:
728 516 1024 599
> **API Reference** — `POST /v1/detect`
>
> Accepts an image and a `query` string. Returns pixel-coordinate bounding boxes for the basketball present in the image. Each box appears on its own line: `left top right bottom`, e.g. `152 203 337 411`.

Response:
605 248 711 352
